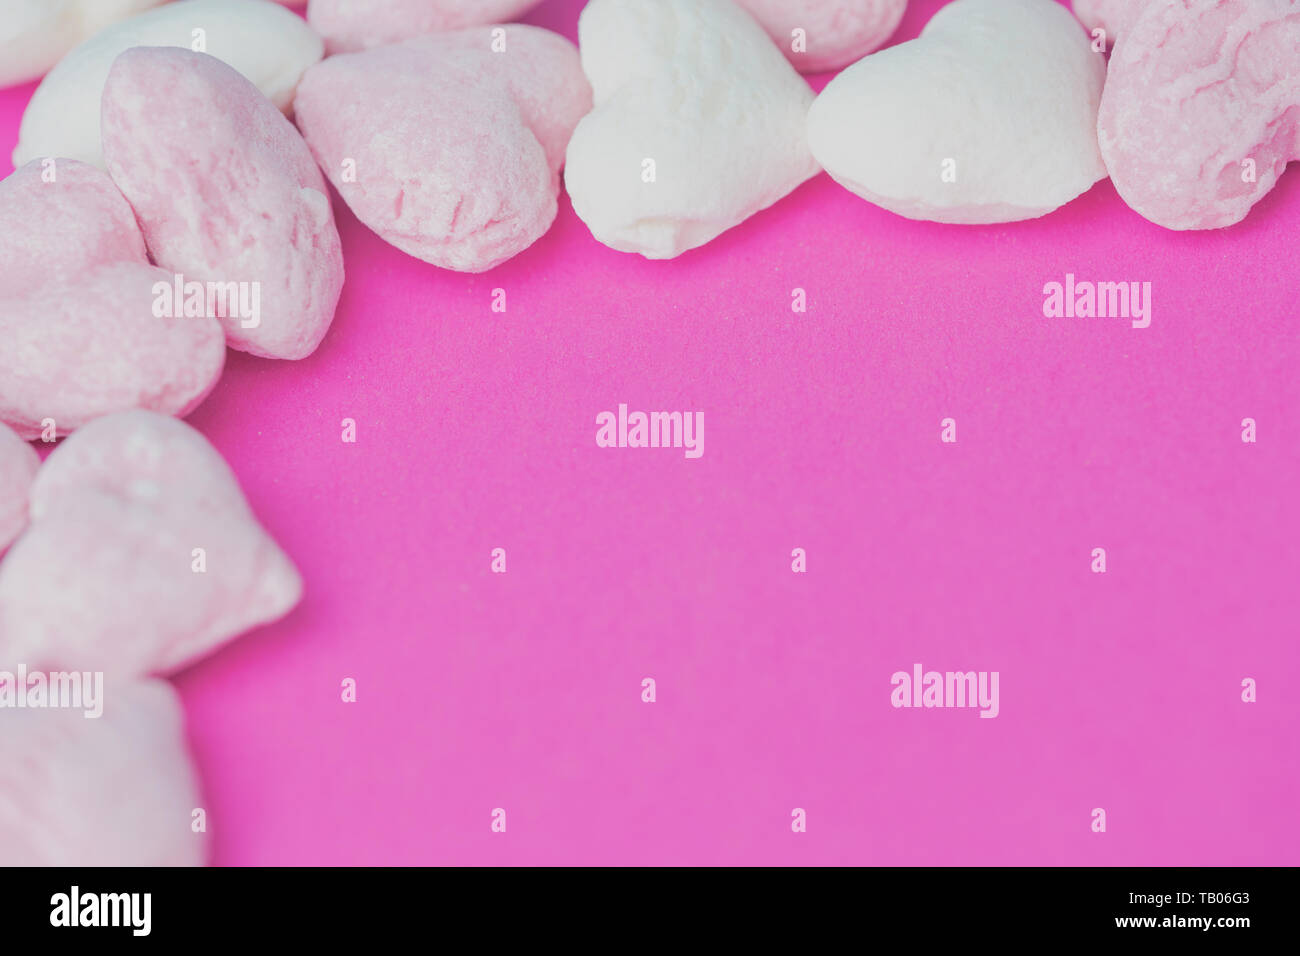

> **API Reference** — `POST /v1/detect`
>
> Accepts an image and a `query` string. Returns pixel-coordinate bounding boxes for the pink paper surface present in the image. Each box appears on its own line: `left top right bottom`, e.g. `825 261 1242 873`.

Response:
1 0 1296 866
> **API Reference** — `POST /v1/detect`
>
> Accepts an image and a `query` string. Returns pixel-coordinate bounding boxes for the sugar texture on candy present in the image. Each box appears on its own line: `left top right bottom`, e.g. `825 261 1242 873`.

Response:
102 47 345 360
1098 0 1300 231
295 24 591 273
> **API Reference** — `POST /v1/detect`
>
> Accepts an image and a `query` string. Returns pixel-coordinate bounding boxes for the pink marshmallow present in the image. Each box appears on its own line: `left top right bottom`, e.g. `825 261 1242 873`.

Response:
296 25 592 273
102 47 345 360
0 160 225 440
307 0 543 53
735 0 908 73
0 411 303 678
0 680 205 866
0 424 38 553
1098 0 1300 231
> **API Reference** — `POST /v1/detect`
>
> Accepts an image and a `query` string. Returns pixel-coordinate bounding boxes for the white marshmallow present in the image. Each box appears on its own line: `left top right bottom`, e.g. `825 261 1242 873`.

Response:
0 0 167 88
565 0 820 259
13 0 323 170
808 0 1107 224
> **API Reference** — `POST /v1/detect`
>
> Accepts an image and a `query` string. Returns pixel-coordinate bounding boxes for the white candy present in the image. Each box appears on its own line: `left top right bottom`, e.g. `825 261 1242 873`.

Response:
565 0 820 259
807 0 1107 224
13 0 323 170
0 0 166 88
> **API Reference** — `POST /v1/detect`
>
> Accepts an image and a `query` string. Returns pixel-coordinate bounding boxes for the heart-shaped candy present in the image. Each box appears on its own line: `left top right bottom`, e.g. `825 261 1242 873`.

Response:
735 0 908 73
296 25 591 273
13 0 323 170
307 0 544 54
103 47 345 360
808 0 1107 224
0 679 205 866
564 0 820 259
0 160 225 440
0 411 302 678
0 425 38 553
1098 0 1300 230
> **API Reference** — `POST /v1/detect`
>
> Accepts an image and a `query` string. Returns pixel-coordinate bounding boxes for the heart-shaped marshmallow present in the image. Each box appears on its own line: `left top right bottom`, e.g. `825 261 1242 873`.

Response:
13 0 323 170
296 25 591 273
0 425 38 553
565 0 820 259
0 160 225 440
0 0 167 88
808 0 1107 224
735 0 908 73
0 680 205 866
102 47 345 360
1098 0 1300 231
0 411 302 678
307 0 544 54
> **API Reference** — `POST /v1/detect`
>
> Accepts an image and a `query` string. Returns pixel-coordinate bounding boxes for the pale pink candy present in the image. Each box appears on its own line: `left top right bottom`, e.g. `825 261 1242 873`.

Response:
1072 0 1143 40
735 0 908 73
1098 0 1300 231
307 0 543 53
0 424 38 552
0 680 205 866
296 25 591 273
102 47 344 360
0 160 224 440
0 411 303 678
0 159 145 297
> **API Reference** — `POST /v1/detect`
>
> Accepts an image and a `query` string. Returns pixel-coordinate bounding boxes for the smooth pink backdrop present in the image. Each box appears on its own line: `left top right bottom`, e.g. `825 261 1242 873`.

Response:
1 0 1296 865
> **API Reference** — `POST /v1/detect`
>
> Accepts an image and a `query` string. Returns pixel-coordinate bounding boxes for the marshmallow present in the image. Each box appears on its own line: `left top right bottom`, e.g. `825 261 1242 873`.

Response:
0 160 225 440
565 0 820 259
0 412 303 678
0 0 167 88
296 25 591 273
308 0 543 54
735 0 908 73
102 47 345 360
1098 0 1300 231
0 680 206 866
0 424 38 553
808 0 1107 224
13 0 323 170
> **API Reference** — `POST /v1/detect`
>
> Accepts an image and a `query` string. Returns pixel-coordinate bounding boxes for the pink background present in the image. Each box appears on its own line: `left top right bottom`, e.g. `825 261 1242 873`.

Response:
2 0 1297 865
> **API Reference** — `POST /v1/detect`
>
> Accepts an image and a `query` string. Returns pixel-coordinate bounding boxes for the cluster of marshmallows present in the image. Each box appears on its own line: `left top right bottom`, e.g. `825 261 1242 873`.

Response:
0 411 299 865
1 0 1296 863
567 0 1300 249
